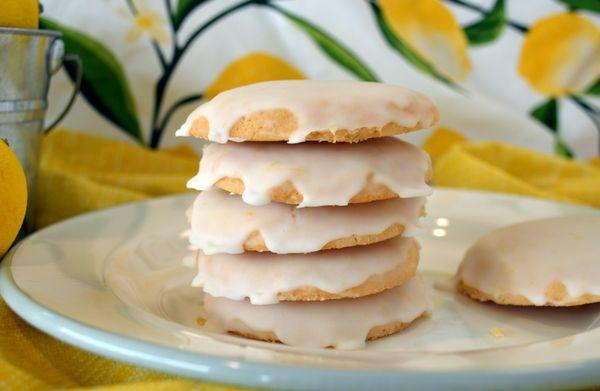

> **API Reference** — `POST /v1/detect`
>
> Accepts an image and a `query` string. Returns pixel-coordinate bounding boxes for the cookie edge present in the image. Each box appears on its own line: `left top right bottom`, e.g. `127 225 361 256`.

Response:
457 280 600 307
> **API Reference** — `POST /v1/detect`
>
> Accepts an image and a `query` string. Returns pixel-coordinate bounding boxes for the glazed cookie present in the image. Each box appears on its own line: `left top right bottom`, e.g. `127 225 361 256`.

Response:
187 188 426 254
202 277 430 349
192 236 420 304
456 215 600 306
176 80 439 144
188 137 432 207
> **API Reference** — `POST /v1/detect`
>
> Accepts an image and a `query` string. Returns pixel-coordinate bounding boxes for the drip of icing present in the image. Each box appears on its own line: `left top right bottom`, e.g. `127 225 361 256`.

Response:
175 122 190 137
188 137 432 207
176 80 438 143
457 215 600 305
192 236 419 305
188 188 426 254
203 277 430 349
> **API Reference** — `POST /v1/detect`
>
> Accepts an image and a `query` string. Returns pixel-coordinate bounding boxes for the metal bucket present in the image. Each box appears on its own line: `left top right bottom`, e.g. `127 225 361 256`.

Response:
0 27 81 231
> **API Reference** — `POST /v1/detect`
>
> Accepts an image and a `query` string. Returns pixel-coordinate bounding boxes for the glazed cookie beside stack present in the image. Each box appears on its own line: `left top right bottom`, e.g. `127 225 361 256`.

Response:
456 215 600 307
178 80 438 349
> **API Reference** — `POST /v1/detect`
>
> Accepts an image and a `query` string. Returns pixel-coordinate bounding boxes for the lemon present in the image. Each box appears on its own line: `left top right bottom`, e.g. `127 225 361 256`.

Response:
379 0 472 81
519 13 600 96
205 51 305 99
0 140 27 257
0 0 39 29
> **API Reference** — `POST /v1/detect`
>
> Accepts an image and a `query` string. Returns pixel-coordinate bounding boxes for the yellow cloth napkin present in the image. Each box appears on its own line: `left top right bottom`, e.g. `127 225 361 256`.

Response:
423 128 600 208
35 130 199 228
1 129 599 390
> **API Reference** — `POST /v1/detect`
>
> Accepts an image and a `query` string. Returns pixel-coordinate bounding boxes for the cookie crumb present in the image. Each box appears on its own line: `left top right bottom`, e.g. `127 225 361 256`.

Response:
489 326 505 338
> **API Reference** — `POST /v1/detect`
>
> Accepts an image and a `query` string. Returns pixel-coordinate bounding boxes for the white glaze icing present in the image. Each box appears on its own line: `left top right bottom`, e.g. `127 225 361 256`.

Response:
203 277 430 349
457 215 600 305
192 236 419 305
188 137 432 207
176 80 438 143
188 188 426 254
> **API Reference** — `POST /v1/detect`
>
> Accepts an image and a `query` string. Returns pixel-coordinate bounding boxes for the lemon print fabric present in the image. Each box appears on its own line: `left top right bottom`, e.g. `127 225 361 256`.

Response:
378 0 472 81
204 52 305 99
519 12 600 96
0 0 39 29
39 1 599 157
0 141 27 257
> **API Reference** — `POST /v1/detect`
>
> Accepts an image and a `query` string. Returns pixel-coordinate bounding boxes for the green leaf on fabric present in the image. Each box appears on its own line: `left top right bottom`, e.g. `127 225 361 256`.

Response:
368 1 457 88
530 98 573 158
557 0 600 12
585 78 600 96
173 0 208 29
464 0 505 45
531 98 558 131
269 5 378 82
40 17 144 144
554 138 574 158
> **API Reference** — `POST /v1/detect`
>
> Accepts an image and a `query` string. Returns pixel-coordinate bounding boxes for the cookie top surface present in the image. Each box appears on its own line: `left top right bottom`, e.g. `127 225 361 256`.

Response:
203 277 430 349
188 137 432 207
191 236 419 305
457 215 600 306
176 80 439 143
187 188 425 255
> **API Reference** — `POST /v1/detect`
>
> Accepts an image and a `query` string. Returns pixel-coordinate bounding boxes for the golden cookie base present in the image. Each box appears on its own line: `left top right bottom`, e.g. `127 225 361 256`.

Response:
227 315 427 347
188 108 437 143
458 280 600 307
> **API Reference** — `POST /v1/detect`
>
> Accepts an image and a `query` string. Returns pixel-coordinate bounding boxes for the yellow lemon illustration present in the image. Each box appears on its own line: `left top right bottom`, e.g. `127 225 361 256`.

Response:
379 0 472 81
0 140 28 257
205 51 305 99
519 13 600 96
0 0 39 29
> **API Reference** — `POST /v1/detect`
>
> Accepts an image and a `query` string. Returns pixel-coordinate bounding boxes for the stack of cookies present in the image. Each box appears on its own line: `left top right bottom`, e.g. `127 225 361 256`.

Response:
177 80 439 349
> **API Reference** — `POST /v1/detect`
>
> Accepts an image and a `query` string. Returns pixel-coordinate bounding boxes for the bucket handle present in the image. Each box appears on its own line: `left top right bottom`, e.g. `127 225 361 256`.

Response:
44 54 82 133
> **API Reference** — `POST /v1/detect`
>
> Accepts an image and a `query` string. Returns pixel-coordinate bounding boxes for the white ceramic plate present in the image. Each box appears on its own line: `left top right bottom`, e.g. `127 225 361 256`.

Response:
2 189 600 390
